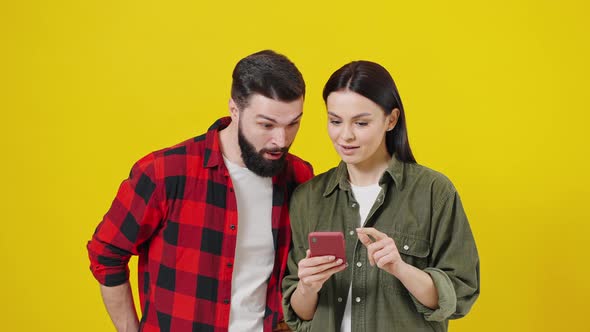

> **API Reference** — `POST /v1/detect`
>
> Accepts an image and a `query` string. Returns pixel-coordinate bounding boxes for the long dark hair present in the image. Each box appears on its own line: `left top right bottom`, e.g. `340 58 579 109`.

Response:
322 61 416 163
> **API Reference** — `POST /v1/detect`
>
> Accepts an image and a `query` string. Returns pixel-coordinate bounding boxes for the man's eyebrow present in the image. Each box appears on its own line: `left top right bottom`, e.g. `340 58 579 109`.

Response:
256 114 278 123
256 113 303 124
289 113 303 123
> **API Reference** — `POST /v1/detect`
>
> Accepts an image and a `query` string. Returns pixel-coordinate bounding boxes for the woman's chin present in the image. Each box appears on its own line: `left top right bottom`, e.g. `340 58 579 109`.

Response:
339 154 362 165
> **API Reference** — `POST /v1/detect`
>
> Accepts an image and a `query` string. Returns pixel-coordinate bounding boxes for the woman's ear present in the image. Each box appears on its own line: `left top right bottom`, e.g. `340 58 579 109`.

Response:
387 108 401 131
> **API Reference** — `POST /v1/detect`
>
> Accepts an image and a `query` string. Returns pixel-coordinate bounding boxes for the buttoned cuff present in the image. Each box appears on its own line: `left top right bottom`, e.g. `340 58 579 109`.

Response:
409 267 457 321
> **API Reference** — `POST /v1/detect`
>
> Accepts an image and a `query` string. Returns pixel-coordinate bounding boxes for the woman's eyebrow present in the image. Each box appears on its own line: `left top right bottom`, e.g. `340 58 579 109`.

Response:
327 112 372 119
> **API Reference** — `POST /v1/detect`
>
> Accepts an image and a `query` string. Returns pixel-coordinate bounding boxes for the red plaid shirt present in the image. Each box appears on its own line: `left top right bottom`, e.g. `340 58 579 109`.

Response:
87 117 313 332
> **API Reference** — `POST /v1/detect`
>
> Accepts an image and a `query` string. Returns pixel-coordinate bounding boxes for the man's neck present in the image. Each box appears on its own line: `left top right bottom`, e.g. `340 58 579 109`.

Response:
218 121 245 167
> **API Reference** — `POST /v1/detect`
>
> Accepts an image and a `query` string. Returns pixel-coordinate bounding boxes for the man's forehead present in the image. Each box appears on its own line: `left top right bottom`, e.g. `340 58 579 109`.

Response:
243 95 303 123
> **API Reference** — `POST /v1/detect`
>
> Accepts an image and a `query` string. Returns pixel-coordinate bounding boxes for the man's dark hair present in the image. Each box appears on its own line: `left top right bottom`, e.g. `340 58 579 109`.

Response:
231 50 305 110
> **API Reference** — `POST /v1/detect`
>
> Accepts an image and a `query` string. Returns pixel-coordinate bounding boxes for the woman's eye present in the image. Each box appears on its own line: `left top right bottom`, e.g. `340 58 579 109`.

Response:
329 120 341 125
356 122 368 127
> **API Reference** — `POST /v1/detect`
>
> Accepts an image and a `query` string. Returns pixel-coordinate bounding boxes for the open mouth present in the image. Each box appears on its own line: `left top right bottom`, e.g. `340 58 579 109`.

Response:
339 144 359 154
264 151 284 160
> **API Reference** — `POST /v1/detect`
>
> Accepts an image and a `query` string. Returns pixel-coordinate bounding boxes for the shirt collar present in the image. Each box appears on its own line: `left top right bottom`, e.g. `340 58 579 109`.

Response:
203 117 232 168
322 155 406 197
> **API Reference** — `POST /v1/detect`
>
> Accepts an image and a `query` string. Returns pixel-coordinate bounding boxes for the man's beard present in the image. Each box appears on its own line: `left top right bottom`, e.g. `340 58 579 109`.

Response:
238 126 289 177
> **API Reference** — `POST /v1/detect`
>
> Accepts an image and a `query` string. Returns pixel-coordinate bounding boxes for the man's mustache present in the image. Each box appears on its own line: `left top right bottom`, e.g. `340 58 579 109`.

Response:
260 147 289 154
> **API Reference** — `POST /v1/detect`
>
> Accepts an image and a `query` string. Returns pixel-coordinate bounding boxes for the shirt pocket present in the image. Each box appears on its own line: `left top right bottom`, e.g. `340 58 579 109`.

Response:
377 232 430 294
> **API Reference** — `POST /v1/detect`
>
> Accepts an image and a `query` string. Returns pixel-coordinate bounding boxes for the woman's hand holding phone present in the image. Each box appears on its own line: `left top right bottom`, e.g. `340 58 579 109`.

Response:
297 249 347 295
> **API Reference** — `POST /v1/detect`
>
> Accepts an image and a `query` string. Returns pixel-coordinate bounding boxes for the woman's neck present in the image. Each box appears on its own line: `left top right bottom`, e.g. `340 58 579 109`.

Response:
346 148 391 186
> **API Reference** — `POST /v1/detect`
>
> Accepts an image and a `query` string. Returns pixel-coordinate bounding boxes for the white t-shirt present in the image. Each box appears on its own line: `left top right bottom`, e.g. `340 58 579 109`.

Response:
341 182 382 332
224 157 274 332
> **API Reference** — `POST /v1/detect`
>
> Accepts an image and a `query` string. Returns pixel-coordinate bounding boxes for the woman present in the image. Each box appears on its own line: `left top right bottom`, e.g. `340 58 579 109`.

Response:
282 61 480 331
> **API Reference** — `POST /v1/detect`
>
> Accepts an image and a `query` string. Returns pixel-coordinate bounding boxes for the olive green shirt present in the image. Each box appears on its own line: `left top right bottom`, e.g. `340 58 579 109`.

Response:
282 157 480 331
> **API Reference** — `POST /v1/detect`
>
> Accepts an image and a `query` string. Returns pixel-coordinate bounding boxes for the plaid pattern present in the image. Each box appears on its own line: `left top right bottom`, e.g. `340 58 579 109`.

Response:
87 117 313 332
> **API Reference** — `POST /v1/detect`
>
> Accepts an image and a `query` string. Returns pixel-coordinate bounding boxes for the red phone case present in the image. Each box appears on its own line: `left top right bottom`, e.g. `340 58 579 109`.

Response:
308 231 346 262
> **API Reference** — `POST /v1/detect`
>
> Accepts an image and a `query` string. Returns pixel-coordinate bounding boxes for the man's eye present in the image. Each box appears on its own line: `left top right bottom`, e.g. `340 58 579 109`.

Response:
329 120 341 125
261 123 273 129
356 122 368 127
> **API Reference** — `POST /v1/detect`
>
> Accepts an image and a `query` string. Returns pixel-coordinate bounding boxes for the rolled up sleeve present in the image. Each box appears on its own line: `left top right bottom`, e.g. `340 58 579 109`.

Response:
409 267 457 321
87 156 164 286
281 186 313 332
411 188 480 321
282 263 313 331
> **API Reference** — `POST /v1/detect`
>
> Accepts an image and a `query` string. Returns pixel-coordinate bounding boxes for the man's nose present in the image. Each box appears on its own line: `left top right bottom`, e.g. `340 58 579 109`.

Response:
271 128 286 147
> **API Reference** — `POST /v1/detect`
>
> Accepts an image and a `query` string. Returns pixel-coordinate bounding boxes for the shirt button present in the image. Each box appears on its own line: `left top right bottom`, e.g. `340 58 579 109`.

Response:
223 299 230 304
230 224 236 230
227 262 233 268
355 297 361 303
351 203 357 208
337 297 343 302
349 230 355 236
356 262 362 267
403 245 410 250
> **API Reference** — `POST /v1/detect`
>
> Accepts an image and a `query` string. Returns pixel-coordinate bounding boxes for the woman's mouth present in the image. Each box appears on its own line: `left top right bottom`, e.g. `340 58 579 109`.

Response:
339 144 359 155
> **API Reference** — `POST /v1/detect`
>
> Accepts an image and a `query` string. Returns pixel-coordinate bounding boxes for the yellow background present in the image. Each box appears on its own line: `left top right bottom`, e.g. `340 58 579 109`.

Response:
1 0 589 331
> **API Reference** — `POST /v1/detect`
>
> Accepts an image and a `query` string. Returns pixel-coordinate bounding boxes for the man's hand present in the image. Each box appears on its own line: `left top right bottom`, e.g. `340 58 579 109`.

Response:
273 320 292 331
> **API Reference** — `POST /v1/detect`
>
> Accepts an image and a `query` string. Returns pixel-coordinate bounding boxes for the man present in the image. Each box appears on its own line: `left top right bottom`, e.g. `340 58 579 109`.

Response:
87 50 313 332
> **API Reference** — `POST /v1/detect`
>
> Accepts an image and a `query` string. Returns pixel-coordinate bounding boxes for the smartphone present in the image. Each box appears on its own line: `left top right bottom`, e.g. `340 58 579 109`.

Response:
308 231 346 263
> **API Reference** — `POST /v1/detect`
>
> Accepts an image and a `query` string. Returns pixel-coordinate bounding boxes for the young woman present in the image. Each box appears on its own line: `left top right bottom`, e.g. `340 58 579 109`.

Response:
282 61 480 331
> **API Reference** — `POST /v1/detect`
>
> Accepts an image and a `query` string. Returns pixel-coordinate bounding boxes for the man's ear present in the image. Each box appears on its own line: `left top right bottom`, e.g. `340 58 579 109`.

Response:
229 98 240 121
387 108 400 131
